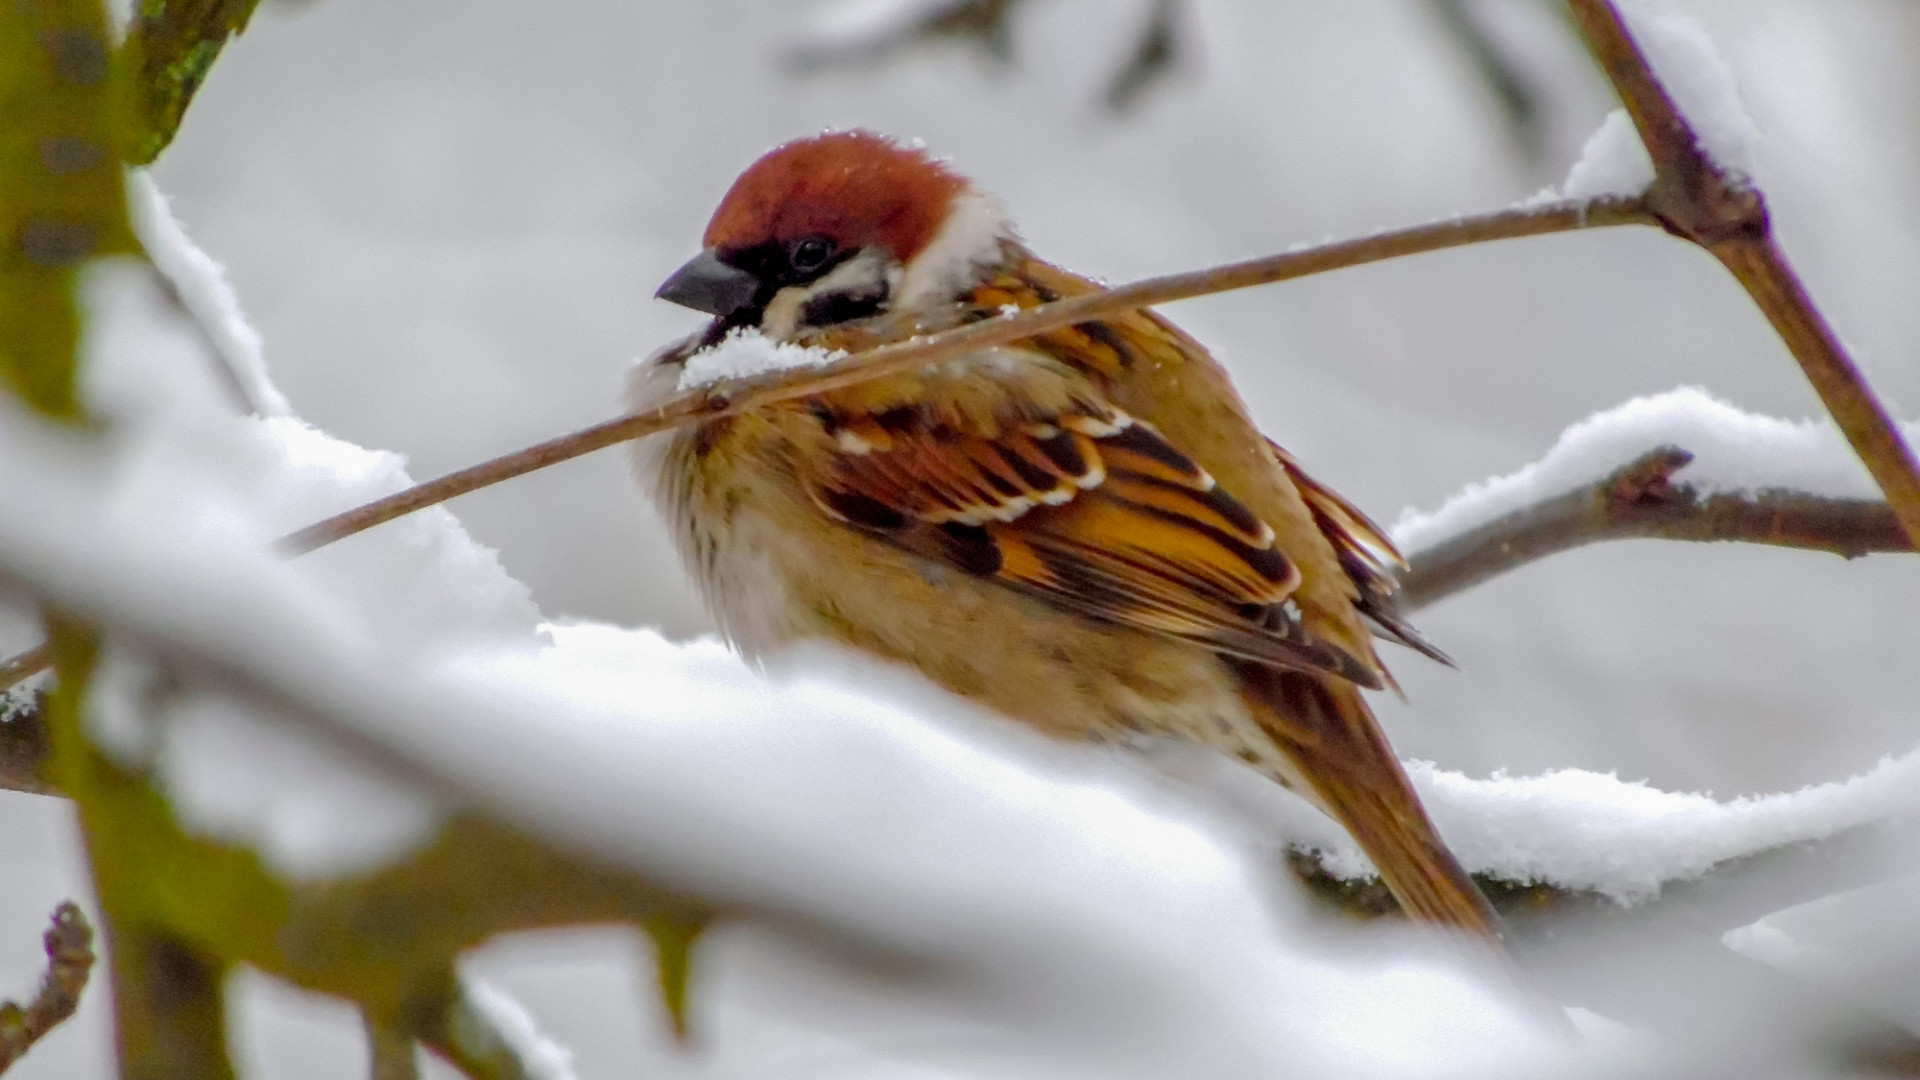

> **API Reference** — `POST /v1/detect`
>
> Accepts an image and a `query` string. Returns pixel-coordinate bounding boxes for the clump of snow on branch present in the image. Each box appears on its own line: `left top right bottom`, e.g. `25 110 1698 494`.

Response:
1555 110 1654 203
157 671 442 879
457 979 580 1080
1149 736 1920 903
677 328 846 390
127 171 291 418
1392 386 1914 555
41 258 545 878
1620 1 1759 181
1238 749 1920 903
1531 4 1757 205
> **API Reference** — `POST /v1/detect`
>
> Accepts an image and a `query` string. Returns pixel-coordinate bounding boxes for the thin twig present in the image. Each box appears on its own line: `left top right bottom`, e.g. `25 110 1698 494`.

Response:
1397 447 1906 611
0 902 95 1073
0 645 49 695
1564 0 1920 552
365 1015 421 1080
280 198 1651 554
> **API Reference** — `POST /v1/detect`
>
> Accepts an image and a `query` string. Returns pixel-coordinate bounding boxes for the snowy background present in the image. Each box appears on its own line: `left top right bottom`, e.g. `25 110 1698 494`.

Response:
3 0 1919 1076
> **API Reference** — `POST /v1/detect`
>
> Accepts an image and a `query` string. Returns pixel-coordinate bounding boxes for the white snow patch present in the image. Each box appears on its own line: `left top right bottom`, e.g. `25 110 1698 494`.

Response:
127 170 291 417
677 328 846 390
1152 739 1920 904
1557 109 1654 203
1723 918 1811 970
29 257 546 878
459 979 580 1080
1530 5 1758 205
1622 1 1760 181
1392 386 1912 555
153 681 440 879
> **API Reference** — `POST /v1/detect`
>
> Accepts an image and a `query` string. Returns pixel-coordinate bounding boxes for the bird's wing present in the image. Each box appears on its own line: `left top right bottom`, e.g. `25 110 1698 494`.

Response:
798 394 1384 688
1265 439 1454 667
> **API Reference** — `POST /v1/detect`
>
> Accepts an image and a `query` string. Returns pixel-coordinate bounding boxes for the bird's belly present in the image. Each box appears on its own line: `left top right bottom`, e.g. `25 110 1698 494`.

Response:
664 452 1274 761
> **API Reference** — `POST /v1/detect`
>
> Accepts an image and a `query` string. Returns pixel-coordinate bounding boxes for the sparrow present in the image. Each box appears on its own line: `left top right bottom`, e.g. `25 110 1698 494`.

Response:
634 130 1499 938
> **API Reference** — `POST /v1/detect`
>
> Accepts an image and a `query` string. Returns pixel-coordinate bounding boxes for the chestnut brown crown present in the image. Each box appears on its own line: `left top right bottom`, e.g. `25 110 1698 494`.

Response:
703 130 967 263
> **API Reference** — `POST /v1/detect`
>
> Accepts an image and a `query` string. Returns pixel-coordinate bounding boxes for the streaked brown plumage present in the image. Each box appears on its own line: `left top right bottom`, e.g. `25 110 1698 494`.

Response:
638 131 1499 938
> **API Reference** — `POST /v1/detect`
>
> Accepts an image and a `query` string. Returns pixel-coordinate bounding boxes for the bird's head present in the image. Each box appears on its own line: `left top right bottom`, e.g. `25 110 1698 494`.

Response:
656 131 1013 340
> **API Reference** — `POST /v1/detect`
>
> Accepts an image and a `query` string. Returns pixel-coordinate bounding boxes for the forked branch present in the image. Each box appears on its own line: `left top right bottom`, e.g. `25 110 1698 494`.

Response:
1564 0 1920 551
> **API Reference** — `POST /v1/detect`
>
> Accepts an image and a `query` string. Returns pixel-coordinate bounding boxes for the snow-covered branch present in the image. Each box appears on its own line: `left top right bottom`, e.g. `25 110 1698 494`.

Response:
1565 0 1920 550
1393 388 1911 611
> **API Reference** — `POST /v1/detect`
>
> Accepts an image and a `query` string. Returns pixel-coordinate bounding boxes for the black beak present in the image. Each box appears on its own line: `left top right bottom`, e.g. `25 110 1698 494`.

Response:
656 248 761 318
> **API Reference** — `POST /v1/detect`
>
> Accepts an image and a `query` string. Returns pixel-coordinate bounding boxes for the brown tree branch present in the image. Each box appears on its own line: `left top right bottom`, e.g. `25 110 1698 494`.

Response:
0 902 95 1074
1564 0 1920 552
278 198 1651 554
1397 447 1906 612
0 646 49 696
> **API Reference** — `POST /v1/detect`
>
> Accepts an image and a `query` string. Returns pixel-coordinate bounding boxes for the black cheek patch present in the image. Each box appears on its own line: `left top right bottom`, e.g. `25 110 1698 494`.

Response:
802 285 888 328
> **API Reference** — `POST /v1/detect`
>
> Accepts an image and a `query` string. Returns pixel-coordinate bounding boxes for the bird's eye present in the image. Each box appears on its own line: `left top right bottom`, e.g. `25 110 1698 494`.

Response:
789 236 836 274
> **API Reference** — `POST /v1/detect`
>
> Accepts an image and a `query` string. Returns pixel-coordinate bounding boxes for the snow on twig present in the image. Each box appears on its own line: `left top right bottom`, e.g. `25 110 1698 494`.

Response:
127 171 289 418
1566 0 1920 549
450 979 580 1080
677 329 845 390
1391 387 1915 560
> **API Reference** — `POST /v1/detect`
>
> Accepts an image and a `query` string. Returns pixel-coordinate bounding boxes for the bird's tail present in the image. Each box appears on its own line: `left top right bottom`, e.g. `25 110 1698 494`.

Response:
1234 662 1502 940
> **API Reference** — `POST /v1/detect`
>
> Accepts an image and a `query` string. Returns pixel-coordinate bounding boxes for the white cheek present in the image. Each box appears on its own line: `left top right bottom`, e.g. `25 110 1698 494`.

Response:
896 191 1013 309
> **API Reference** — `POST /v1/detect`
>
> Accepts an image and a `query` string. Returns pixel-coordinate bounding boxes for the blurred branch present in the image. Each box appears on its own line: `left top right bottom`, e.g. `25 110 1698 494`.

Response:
279 196 1654 554
1397 447 1907 611
0 902 94 1075
1565 0 1920 552
1102 0 1184 114
366 1015 420 1080
1427 0 1548 162
119 0 264 165
0 690 56 796
790 0 1025 70
427 976 580 1080
0 646 49 695
1292 818 1920 1068
108 928 234 1080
